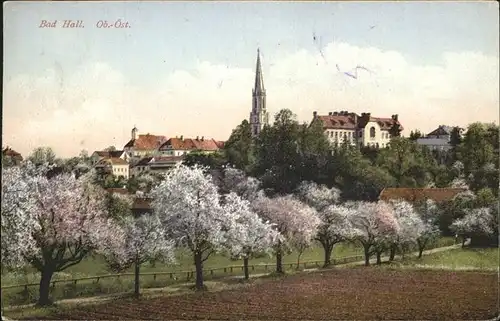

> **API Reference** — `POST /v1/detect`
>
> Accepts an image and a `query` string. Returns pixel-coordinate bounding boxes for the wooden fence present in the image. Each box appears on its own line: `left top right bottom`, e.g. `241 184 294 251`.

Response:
1 255 365 293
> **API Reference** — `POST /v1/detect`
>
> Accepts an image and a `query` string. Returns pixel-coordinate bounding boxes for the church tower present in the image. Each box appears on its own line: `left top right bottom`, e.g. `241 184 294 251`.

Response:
249 48 269 137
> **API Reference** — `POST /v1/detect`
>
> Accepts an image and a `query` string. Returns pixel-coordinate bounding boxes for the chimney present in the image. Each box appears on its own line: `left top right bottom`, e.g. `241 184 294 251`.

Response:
201 136 204 141
180 135 183 140
196 136 199 140
333 112 338 116
313 111 317 118
392 114 398 121
328 112 332 116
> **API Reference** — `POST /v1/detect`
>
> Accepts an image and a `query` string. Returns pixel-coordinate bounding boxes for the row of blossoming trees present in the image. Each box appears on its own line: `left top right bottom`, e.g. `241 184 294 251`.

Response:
2 162 497 306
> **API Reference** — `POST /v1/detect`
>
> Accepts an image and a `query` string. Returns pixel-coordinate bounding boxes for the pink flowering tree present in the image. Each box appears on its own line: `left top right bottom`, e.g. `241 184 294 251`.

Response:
347 201 400 265
151 165 243 290
296 181 351 267
6 167 123 306
251 194 320 273
224 192 278 279
102 213 175 297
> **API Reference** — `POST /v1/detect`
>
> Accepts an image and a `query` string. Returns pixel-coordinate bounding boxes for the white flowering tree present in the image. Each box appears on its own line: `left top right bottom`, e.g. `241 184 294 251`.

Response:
347 201 400 266
224 193 278 279
450 207 495 246
221 167 261 202
389 200 425 260
414 199 441 258
296 181 351 267
102 213 175 297
151 165 241 290
252 194 320 273
1 163 40 270
4 167 122 306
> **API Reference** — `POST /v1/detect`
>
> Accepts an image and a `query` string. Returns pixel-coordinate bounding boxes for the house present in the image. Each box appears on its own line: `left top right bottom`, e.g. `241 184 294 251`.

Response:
416 125 461 151
312 111 403 148
131 155 184 177
157 136 222 156
94 157 130 179
90 150 128 165
2 146 23 164
378 188 468 203
123 126 168 158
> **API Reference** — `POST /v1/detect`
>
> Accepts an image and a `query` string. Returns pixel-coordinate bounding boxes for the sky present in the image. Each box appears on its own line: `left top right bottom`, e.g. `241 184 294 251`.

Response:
3 1 499 158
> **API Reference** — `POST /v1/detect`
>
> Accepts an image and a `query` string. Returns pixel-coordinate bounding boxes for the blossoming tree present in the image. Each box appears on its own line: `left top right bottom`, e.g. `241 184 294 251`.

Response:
450 207 495 246
5 167 123 306
389 200 424 260
1 163 39 270
347 201 400 265
102 213 175 297
221 167 261 202
414 199 441 258
151 165 243 290
296 181 351 267
224 192 278 279
251 194 320 273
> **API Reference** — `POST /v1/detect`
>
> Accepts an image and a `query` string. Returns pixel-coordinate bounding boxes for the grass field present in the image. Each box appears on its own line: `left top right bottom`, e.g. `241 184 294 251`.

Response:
0 237 456 308
1 241 363 286
15 268 498 321
391 247 498 271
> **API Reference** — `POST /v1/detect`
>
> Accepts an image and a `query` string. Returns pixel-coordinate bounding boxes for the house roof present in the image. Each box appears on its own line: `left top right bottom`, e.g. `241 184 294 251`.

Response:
315 112 404 131
427 125 453 137
97 157 129 166
379 188 468 203
92 150 125 158
317 115 357 130
135 157 154 166
124 134 168 150
159 137 222 151
2 147 23 159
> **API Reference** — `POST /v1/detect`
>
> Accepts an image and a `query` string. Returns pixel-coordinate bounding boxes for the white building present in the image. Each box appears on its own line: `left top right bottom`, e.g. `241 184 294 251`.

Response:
312 111 403 148
416 125 458 151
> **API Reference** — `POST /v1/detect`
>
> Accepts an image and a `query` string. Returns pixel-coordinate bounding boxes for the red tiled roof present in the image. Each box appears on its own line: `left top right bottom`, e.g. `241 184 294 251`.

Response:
159 137 222 152
317 115 357 130
2 147 22 159
379 188 467 203
214 140 225 149
124 134 168 150
371 117 404 131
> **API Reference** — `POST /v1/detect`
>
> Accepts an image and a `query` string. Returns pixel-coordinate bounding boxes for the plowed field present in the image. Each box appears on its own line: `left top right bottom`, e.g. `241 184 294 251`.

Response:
23 268 498 320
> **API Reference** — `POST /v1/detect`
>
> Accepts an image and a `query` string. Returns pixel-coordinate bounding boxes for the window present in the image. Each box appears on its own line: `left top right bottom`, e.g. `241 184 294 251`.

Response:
370 127 376 138
334 132 338 139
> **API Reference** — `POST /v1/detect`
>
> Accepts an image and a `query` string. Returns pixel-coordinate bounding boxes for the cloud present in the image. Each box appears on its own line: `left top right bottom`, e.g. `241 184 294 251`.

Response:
3 41 499 157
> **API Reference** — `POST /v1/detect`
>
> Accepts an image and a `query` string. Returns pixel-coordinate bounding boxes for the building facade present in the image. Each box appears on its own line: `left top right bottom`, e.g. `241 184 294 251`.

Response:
94 157 130 179
123 126 168 158
416 125 456 151
249 49 269 137
313 111 403 148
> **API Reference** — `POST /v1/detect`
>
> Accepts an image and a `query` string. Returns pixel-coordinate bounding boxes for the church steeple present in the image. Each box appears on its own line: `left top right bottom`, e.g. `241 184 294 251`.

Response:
254 48 265 95
250 48 269 137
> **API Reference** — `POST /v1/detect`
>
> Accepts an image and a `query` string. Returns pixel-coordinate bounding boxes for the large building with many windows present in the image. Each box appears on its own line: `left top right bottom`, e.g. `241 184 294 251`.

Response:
312 111 403 148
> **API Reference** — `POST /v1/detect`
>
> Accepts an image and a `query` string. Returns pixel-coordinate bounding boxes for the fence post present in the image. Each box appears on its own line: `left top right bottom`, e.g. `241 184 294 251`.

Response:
230 267 233 273
224 268 227 273
210 270 214 276
170 273 173 279
153 274 157 281
252 265 255 271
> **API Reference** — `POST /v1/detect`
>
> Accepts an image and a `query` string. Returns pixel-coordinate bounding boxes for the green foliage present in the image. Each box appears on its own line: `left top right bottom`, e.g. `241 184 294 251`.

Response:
183 151 227 170
28 147 57 165
223 120 255 172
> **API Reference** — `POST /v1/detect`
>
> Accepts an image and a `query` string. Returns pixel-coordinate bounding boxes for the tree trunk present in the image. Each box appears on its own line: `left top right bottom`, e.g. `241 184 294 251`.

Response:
194 251 204 290
276 244 284 274
363 245 370 266
376 251 382 265
418 247 424 259
37 268 55 306
134 257 140 298
322 242 333 268
389 244 396 261
243 257 250 280
462 237 466 248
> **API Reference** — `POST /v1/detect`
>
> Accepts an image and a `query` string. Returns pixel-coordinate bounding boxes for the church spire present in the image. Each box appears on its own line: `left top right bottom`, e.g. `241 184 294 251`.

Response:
254 48 265 94
249 48 269 137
